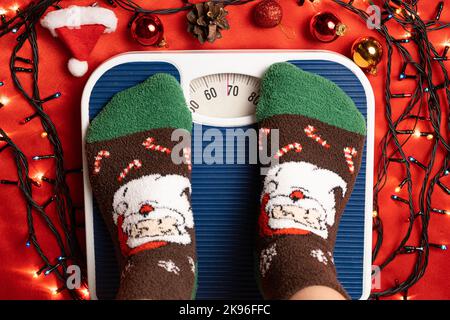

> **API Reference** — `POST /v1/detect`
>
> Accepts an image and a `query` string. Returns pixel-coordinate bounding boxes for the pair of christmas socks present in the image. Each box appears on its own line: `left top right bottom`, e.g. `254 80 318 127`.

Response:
86 63 366 300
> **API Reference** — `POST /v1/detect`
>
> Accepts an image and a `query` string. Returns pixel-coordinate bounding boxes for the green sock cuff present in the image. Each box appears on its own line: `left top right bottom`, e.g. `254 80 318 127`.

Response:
86 73 192 143
256 62 367 136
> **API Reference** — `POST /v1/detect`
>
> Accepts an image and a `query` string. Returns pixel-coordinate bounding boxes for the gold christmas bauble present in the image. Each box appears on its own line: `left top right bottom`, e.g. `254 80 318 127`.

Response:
351 36 383 75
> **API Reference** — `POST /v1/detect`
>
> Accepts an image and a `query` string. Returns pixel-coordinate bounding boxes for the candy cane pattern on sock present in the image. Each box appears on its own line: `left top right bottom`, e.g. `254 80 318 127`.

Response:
142 137 171 155
118 159 142 183
344 147 358 173
259 128 271 151
183 147 192 171
93 150 110 174
304 125 330 148
274 143 302 159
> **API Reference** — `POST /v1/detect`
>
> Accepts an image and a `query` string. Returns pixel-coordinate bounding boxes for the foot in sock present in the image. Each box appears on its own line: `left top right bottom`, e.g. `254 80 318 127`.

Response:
256 62 366 299
85 74 196 299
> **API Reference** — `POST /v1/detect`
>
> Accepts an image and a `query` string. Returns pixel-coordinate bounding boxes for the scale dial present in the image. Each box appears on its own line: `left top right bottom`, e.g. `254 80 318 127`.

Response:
189 73 261 119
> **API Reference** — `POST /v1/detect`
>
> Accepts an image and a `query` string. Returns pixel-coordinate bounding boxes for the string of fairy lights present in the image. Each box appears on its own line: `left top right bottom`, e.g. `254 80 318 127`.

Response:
0 0 88 299
0 0 449 300
331 0 449 299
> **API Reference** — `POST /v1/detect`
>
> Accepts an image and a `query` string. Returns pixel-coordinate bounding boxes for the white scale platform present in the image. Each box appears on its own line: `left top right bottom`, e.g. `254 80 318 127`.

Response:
81 50 374 300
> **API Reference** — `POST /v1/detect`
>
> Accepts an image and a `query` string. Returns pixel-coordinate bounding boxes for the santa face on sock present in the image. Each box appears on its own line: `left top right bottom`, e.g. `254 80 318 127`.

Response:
260 162 347 239
113 174 193 255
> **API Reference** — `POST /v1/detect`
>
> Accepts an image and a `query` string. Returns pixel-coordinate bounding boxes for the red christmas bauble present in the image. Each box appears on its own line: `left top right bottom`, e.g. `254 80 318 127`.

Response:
253 0 283 28
131 14 165 46
310 12 346 43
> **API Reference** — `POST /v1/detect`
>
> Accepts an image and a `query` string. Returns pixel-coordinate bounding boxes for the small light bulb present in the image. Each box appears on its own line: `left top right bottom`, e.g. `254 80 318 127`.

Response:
396 8 402 14
0 8 7 15
372 210 378 218
413 129 421 137
10 4 19 12
34 173 44 181
40 132 48 138
395 186 401 193
426 134 434 140
0 96 10 106
51 287 58 295
80 288 90 297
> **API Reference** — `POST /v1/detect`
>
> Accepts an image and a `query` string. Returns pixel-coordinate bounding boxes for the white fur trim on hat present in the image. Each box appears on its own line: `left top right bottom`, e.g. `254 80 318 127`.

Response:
41 5 118 37
68 58 88 77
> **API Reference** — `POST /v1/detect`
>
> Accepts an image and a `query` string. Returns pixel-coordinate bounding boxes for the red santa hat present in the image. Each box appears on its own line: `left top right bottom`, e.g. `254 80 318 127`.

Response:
41 5 118 77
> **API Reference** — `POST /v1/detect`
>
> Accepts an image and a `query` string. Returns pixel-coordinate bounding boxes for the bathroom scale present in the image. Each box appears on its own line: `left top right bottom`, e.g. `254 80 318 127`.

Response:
81 50 374 300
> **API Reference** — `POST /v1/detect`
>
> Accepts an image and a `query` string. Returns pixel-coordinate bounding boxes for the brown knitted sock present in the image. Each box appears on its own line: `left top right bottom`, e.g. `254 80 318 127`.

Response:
85 74 196 299
256 63 366 300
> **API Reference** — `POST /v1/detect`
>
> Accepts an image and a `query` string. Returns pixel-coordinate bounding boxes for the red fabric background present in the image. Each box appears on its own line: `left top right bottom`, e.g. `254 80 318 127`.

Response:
0 0 448 300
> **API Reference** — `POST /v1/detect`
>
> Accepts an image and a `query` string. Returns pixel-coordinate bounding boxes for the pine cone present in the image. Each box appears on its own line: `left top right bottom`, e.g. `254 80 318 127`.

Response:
187 1 230 44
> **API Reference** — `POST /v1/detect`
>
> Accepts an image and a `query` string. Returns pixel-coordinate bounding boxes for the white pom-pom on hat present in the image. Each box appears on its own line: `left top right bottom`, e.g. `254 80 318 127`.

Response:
68 58 89 77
